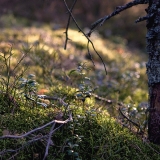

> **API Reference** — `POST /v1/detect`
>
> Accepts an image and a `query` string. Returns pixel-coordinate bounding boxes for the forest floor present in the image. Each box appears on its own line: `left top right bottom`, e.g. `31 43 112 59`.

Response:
1 14 160 160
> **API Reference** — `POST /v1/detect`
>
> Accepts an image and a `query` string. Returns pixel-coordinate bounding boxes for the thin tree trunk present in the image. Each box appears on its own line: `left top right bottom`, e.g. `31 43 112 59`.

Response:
146 0 160 144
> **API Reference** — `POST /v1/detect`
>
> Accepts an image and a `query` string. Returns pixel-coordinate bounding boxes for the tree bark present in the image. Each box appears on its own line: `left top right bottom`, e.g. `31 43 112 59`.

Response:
146 0 160 144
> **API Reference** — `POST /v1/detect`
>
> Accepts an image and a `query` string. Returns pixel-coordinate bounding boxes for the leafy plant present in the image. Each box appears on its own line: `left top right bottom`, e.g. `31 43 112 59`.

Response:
0 45 28 113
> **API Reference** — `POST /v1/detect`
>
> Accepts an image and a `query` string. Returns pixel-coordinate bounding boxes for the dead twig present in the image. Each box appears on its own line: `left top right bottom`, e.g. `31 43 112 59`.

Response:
88 0 148 36
63 0 107 75
0 114 72 140
0 113 73 159
64 0 77 50
118 106 140 128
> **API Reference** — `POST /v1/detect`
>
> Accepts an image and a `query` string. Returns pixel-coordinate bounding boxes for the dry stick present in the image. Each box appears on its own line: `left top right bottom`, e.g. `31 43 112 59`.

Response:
87 40 95 66
41 93 141 130
63 0 95 67
135 12 155 23
135 15 149 23
64 0 77 50
0 115 72 158
92 93 140 128
118 106 140 128
24 94 69 107
63 0 107 75
39 92 141 130
43 123 56 160
38 95 69 107
0 116 72 140
88 0 148 36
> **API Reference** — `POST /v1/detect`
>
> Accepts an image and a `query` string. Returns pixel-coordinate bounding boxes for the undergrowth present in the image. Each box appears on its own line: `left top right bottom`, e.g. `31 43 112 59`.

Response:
0 14 160 160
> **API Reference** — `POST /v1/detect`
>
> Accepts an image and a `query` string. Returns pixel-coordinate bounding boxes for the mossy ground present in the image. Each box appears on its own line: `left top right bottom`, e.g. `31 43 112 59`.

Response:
0 14 160 160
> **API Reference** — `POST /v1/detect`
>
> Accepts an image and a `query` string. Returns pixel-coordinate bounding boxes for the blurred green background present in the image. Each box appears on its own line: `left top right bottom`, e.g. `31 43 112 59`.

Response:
0 0 147 50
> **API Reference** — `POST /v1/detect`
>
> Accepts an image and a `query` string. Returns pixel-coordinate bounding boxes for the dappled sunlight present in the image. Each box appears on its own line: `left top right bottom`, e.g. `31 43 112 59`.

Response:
0 14 148 106
0 14 155 160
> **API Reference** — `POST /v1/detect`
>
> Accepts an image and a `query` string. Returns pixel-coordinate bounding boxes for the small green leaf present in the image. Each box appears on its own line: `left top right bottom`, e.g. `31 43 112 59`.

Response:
73 144 79 147
67 150 74 155
28 74 35 79
69 69 76 75
68 142 72 148
27 80 35 84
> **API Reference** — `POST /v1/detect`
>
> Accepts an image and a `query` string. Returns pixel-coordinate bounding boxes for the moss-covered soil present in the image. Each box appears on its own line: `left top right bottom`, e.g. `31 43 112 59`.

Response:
0 14 160 160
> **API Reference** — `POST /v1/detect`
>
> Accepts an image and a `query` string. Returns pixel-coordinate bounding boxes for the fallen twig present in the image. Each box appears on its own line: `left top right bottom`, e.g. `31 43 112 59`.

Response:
0 113 73 159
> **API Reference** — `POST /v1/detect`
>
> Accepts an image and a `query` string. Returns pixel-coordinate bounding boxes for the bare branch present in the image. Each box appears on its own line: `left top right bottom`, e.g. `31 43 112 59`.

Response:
92 93 143 131
0 115 72 140
0 114 73 159
64 0 77 50
43 123 56 160
135 12 154 23
118 106 140 128
24 94 69 107
63 0 108 75
135 16 149 23
38 95 69 106
88 0 149 36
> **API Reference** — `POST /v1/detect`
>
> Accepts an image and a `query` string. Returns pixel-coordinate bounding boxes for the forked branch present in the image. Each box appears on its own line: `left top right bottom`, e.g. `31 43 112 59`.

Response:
63 0 108 74
88 0 148 36
0 113 73 160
